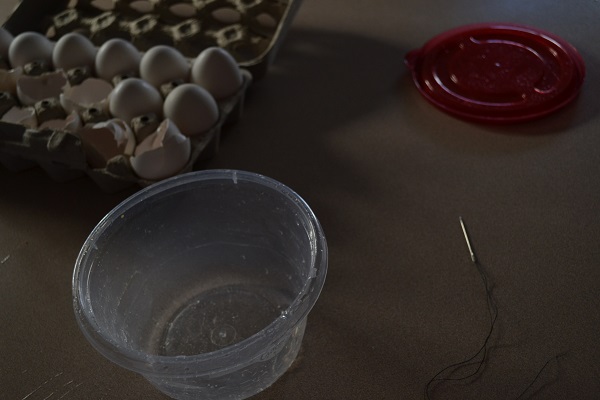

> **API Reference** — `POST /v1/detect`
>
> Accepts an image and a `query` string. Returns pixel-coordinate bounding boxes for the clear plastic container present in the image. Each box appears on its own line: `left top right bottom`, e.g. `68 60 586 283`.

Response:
72 170 328 399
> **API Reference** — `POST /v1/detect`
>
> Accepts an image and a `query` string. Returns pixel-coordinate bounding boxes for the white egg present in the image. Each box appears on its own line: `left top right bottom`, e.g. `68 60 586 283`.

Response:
8 31 54 69
191 47 243 100
140 45 190 88
109 78 163 123
130 119 191 180
53 33 97 72
0 28 14 60
163 83 218 136
95 38 141 82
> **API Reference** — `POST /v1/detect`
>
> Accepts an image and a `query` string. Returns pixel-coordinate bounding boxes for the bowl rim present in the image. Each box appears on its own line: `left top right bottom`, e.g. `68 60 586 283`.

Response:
72 169 328 377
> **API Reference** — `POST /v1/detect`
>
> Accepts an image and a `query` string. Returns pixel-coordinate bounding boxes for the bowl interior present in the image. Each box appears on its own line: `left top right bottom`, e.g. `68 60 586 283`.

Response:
75 171 324 363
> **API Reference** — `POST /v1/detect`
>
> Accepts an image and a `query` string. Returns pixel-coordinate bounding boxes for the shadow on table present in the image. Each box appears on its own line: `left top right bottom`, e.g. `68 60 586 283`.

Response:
208 27 407 241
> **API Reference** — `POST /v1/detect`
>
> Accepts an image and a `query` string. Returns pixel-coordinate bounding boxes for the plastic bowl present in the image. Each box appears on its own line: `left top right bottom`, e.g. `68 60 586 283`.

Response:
72 170 328 399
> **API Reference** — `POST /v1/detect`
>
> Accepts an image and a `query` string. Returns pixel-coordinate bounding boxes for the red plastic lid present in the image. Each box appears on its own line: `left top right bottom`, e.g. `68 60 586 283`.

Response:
405 23 586 123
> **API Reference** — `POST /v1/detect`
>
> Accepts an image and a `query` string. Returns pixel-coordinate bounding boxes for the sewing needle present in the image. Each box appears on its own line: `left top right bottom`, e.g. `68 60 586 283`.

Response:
459 216 477 264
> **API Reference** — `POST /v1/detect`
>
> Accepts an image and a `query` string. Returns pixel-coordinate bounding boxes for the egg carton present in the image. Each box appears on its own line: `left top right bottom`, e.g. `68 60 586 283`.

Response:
0 0 300 191
4 0 301 79
0 70 251 192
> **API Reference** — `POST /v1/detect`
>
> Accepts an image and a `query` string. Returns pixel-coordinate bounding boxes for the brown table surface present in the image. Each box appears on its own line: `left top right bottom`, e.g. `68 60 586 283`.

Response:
2 1 600 399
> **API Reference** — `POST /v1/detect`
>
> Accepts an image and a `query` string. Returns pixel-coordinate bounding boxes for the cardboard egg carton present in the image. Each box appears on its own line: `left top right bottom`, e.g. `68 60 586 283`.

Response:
0 0 300 192
0 72 250 192
5 0 301 79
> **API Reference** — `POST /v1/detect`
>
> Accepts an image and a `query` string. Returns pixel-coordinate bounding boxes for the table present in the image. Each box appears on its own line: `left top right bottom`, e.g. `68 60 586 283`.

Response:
1 1 599 399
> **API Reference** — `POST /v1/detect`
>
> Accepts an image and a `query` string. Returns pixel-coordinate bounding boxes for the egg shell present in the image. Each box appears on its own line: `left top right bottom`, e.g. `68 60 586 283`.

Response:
0 67 22 94
140 45 190 88
0 28 14 60
60 77 113 114
191 47 243 100
95 38 141 82
109 78 163 123
79 118 136 169
9 32 54 69
131 119 191 180
94 119 136 156
16 71 69 106
163 83 218 136
39 111 82 132
2 106 37 129
53 33 98 72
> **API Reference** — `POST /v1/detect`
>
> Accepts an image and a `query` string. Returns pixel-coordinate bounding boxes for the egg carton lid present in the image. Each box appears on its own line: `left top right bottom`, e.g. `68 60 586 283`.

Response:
3 0 302 80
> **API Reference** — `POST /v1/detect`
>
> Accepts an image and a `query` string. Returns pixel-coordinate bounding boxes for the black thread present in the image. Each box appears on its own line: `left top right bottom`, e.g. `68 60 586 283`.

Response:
515 354 565 399
425 218 565 399
425 258 498 400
